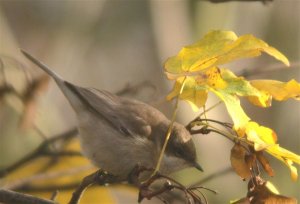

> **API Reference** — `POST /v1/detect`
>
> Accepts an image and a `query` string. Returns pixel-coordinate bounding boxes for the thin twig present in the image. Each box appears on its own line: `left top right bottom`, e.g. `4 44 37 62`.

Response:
115 81 157 97
189 167 233 188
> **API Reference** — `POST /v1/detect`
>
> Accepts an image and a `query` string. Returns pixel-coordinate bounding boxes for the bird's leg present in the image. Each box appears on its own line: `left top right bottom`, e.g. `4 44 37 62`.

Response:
68 169 117 204
128 164 153 185
138 179 174 203
128 165 174 203
128 165 207 204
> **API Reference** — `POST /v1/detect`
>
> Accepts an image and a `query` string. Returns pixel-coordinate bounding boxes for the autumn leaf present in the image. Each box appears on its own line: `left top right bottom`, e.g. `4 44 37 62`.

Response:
230 143 252 179
166 76 208 111
250 79 300 101
247 180 297 204
245 121 299 180
3 138 119 204
164 30 289 80
165 30 300 180
255 151 275 177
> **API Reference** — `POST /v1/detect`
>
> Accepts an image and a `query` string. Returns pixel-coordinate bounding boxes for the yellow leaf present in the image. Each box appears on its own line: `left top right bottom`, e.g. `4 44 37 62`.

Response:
265 181 280 194
250 79 300 101
245 122 277 151
221 69 271 107
196 67 227 89
244 121 300 180
3 139 119 203
164 30 238 79
266 145 300 181
166 76 208 111
164 30 289 79
212 89 250 132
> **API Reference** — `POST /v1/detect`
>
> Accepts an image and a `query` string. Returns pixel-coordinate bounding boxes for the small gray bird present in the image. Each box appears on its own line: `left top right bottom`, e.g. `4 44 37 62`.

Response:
21 50 203 181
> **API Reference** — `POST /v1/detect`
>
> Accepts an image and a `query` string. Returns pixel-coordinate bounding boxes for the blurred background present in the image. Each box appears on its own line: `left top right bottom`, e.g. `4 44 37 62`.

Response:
0 0 299 203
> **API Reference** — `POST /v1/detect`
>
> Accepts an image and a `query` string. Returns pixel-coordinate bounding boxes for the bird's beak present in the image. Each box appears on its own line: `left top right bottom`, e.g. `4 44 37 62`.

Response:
194 162 204 172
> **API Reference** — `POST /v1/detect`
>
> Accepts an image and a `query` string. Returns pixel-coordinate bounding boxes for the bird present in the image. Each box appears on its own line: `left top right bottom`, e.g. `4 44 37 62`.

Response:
21 49 203 182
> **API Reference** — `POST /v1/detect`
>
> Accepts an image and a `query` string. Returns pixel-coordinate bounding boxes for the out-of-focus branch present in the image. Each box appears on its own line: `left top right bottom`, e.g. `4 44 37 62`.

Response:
189 167 233 188
0 189 57 204
240 61 300 78
115 80 157 97
0 128 79 178
5 165 93 190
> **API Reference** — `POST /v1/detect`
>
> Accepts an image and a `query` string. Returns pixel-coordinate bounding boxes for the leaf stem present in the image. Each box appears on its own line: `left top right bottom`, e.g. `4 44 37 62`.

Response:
152 77 187 176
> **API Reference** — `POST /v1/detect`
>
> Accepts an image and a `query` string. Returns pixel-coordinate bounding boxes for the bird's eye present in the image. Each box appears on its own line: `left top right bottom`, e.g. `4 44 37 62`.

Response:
174 148 183 157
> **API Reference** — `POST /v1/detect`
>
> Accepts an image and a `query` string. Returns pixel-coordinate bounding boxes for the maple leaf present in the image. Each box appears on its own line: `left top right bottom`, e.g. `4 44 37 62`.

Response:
250 79 300 101
164 30 289 80
165 30 300 180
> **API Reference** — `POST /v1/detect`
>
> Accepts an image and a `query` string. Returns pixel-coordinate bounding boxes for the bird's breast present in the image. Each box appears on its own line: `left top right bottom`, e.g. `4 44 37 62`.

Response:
76 112 157 180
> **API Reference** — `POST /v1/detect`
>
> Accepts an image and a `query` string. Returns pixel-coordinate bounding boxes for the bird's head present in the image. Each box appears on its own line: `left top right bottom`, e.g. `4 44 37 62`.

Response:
160 122 203 174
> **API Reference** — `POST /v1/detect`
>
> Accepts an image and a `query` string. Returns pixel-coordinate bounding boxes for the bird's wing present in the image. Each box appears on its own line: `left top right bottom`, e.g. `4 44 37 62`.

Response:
74 86 152 137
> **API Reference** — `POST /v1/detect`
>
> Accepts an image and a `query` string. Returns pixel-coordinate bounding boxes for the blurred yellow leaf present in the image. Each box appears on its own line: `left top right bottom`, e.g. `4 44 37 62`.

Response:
2 138 121 203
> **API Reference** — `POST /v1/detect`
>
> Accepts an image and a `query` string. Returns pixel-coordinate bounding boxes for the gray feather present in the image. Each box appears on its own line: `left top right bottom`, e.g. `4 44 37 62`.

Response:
21 49 152 138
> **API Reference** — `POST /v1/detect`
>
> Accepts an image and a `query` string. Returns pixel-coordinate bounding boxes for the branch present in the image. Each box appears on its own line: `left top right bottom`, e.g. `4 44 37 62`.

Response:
240 61 300 78
189 167 233 188
0 128 78 177
115 81 157 97
0 189 57 204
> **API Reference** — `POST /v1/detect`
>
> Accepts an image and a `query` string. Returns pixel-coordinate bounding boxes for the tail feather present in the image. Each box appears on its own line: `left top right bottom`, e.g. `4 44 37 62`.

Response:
20 49 64 84
21 49 84 111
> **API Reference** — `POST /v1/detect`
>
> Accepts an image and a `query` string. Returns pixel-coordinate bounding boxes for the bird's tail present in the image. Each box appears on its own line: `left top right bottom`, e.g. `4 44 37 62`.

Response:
20 49 68 89
21 49 89 113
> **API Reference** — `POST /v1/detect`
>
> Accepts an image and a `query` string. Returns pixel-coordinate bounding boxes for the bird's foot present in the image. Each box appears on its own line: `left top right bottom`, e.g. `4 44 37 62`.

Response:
128 164 210 204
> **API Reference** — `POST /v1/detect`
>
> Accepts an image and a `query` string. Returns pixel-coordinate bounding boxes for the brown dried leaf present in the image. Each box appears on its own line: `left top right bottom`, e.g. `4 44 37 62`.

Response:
256 151 275 177
248 182 297 204
230 143 252 179
19 75 50 130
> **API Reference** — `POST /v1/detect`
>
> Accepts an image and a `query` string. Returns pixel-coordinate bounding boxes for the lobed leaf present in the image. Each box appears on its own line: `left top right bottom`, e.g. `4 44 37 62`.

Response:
164 30 289 79
165 30 299 181
250 79 300 101
166 76 208 111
